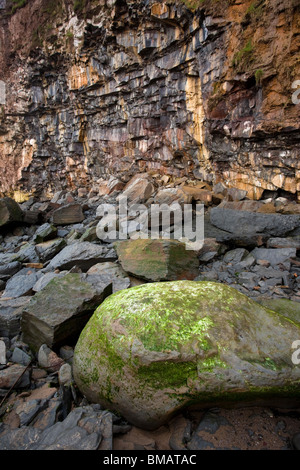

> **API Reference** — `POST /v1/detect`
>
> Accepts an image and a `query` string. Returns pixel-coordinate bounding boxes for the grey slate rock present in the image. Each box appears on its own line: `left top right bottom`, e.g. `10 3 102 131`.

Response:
0 261 22 280
267 237 300 249
11 347 32 366
210 205 300 238
22 273 112 350
32 272 66 292
3 268 41 299
33 223 58 244
251 247 296 267
47 242 117 272
0 428 42 450
0 297 31 338
52 204 84 226
0 364 31 389
187 412 233 450
223 248 249 264
32 398 62 431
16 399 49 427
35 238 67 263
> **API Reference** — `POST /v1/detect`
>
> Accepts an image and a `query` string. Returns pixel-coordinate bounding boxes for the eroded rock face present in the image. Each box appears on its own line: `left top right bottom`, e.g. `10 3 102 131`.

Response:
0 1 299 200
73 281 300 430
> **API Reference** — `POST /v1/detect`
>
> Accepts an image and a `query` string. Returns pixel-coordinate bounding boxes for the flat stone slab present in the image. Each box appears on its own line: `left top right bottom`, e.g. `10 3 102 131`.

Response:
2 268 42 299
0 405 113 450
52 204 84 225
47 242 117 272
35 238 66 263
210 204 300 238
0 364 31 389
22 273 112 350
251 247 296 267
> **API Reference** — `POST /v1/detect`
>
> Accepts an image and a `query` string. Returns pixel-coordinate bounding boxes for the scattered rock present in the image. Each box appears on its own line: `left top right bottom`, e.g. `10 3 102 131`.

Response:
47 242 117 272
11 347 31 366
58 363 73 386
2 268 41 299
15 399 49 427
0 364 31 389
0 198 23 229
0 262 22 281
35 238 67 263
119 175 155 204
187 411 233 450
22 273 112 350
210 203 300 238
251 247 296 267
38 345 65 372
0 297 31 338
154 188 192 205
52 204 84 225
33 223 58 244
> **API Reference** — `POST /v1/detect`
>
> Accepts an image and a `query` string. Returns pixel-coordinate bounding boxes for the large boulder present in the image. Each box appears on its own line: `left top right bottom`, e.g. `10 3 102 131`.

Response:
22 273 112 351
73 281 300 430
115 239 199 281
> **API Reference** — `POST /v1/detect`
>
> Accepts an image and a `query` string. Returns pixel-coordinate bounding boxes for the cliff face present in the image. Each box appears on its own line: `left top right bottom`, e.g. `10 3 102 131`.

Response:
0 0 299 201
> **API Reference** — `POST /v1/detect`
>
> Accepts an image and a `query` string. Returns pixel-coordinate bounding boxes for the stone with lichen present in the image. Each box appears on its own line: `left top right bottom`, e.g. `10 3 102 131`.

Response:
73 281 300 430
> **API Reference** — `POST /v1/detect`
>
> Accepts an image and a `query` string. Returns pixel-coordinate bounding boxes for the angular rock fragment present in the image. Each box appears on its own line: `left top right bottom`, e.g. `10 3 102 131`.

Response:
2 268 41 299
52 204 84 225
0 198 23 228
115 239 199 281
22 273 112 350
38 344 65 372
86 262 130 293
33 223 58 244
154 188 192 205
251 247 296 267
35 238 67 263
119 174 155 204
0 297 31 338
47 242 117 272
0 364 31 389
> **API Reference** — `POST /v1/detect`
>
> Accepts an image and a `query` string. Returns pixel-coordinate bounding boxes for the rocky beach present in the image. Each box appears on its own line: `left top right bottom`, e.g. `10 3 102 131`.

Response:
0 0 300 453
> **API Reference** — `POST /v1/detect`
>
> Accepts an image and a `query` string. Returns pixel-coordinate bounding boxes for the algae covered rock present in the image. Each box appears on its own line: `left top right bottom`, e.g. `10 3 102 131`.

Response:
115 239 199 281
73 281 300 430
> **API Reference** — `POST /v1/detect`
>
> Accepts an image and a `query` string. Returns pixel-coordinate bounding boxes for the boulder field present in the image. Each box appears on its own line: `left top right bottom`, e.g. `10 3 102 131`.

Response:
73 281 300 430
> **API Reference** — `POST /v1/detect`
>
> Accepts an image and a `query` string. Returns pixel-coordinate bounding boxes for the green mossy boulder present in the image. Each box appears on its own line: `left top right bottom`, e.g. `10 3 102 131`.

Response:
73 281 300 430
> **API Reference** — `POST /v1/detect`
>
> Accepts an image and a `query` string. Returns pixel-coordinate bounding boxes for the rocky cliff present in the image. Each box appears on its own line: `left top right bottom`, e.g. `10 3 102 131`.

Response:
0 0 299 201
